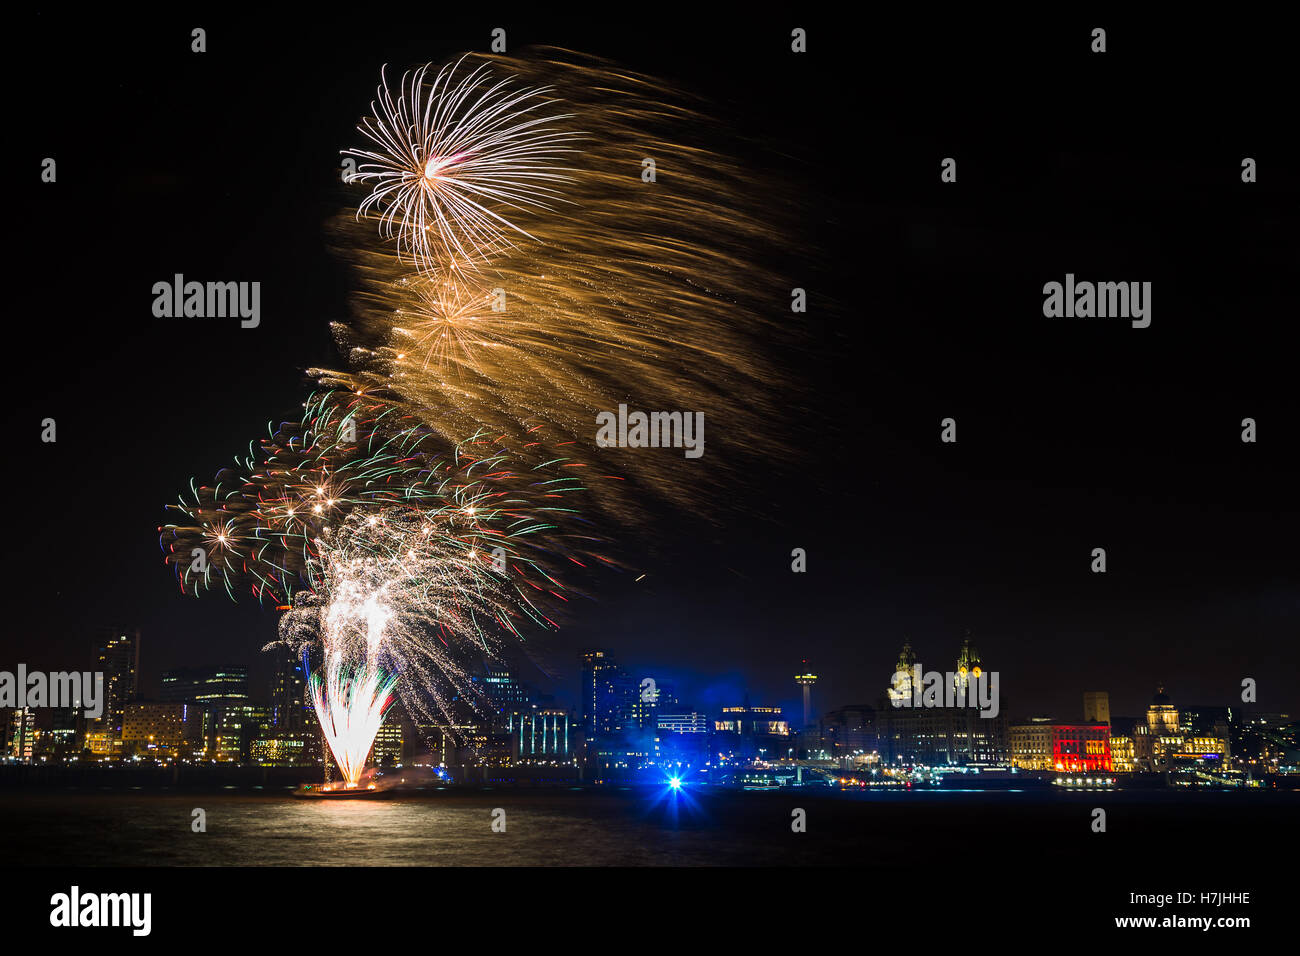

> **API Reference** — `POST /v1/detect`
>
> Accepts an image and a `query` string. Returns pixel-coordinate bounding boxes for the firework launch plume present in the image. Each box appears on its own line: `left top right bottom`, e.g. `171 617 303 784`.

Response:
309 654 398 788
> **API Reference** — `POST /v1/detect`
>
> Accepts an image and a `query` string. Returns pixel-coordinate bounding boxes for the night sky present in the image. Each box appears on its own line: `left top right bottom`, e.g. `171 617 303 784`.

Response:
8 11 1298 723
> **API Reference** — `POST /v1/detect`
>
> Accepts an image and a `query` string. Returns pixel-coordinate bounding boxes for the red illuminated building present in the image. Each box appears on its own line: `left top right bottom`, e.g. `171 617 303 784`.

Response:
1010 721 1112 772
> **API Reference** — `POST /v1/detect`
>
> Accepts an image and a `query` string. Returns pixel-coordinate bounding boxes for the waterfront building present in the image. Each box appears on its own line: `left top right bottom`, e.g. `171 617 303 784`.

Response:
371 704 405 766
121 701 189 757
4 708 37 763
208 704 272 762
510 708 573 763
879 705 1008 766
249 736 307 765
877 637 1007 767
1108 717 1143 772
714 704 791 762
1147 685 1179 736
1009 721 1111 772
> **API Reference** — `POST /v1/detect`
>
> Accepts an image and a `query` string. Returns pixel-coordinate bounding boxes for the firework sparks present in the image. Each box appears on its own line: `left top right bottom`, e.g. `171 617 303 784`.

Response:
159 390 599 609
322 51 807 528
278 494 575 775
343 57 581 274
309 652 398 789
164 390 608 780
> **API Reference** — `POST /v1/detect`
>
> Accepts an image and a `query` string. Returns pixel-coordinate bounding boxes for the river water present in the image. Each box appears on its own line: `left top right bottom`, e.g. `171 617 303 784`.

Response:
2 787 1295 867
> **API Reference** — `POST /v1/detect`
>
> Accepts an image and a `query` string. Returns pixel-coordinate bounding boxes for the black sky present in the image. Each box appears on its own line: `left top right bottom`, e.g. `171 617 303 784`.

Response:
8 11 1298 723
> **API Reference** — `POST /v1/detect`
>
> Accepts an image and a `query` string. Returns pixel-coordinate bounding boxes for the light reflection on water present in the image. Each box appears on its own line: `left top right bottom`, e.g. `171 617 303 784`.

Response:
0 788 1289 867
1 791 739 866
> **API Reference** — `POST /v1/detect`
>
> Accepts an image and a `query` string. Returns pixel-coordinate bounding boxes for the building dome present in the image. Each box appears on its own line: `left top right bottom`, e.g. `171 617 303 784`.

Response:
1152 684 1171 706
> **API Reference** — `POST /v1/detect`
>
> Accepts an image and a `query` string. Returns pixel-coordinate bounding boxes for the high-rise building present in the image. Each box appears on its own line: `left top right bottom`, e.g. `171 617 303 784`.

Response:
795 662 818 728
47 706 85 758
876 636 1006 767
95 627 141 739
160 666 250 707
629 678 675 735
1083 691 1111 725
580 649 643 739
271 647 309 733
580 648 620 734
160 668 254 760
4 708 37 763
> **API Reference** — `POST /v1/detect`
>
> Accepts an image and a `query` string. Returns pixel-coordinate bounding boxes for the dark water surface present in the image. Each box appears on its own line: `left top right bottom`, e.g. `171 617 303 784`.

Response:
2 787 1296 867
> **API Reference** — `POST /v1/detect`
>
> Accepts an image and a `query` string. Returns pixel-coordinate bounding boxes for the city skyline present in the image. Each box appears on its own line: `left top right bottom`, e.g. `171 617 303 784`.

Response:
0 624 1279 749
3 624 1277 735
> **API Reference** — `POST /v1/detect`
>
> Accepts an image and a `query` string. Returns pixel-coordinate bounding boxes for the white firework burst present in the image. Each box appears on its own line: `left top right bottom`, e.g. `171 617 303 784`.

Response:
343 57 581 273
271 500 550 770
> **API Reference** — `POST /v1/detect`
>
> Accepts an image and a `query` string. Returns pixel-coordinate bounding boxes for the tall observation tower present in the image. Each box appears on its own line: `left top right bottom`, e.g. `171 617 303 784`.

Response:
794 661 819 728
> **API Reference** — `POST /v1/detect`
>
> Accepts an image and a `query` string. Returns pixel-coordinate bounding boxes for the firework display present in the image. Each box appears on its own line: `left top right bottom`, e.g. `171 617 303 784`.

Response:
279 492 576 750
326 51 801 523
161 388 606 768
164 50 790 786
